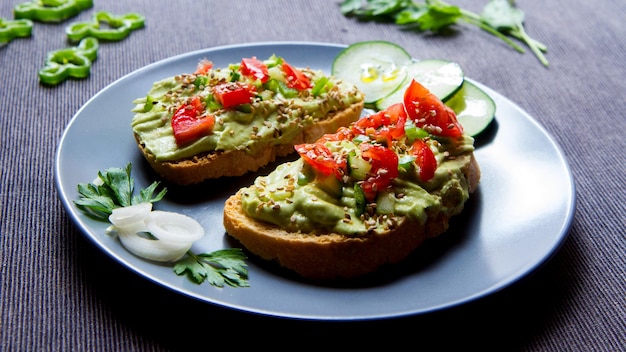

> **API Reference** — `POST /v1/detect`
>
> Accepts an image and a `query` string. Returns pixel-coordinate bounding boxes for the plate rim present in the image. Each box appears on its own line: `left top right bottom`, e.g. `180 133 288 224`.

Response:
54 41 576 321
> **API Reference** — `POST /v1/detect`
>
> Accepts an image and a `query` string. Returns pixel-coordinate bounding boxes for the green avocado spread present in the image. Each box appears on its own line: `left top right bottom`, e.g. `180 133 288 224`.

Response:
240 133 476 236
131 55 364 162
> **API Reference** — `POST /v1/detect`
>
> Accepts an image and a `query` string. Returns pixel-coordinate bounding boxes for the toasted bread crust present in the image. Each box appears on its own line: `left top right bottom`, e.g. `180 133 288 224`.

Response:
135 101 364 185
223 154 481 280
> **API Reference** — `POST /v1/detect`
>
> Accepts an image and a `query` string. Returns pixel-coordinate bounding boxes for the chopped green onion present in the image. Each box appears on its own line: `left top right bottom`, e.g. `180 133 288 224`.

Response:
354 184 366 216
193 75 208 88
311 76 332 97
398 155 416 171
405 120 429 142
352 134 370 144
235 104 252 113
204 94 221 110
297 172 309 186
265 78 298 98
230 71 241 82
265 54 283 68
143 95 155 112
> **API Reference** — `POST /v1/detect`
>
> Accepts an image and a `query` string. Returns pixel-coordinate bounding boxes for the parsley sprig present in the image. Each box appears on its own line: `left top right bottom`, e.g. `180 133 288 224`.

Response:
340 0 549 67
74 163 166 220
174 249 250 288
74 163 249 288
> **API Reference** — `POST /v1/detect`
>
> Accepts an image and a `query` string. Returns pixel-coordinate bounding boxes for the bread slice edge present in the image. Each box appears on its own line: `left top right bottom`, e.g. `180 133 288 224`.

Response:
135 100 365 185
223 153 481 281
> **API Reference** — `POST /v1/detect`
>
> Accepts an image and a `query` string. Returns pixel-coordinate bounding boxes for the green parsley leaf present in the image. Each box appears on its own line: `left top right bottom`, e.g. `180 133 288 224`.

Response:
340 0 549 66
173 249 250 288
481 0 549 66
341 0 367 15
74 183 117 220
74 163 250 288
135 180 167 204
481 0 525 29
74 163 166 220
412 2 462 32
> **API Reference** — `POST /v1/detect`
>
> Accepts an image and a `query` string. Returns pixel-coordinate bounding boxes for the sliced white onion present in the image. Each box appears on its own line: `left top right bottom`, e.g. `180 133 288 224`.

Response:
108 202 153 229
117 230 191 262
145 210 205 243
107 205 205 263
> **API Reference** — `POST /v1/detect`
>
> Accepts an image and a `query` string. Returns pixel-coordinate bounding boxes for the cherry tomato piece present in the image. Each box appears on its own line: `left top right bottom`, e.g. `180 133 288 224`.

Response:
171 97 215 145
295 143 347 179
410 139 437 182
213 82 256 108
317 126 354 143
282 62 311 90
403 79 464 138
359 143 399 200
194 59 213 75
352 103 407 145
240 57 269 83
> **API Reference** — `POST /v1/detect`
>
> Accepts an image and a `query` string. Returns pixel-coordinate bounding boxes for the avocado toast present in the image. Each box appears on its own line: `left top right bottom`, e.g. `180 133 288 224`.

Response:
223 79 480 280
131 55 364 185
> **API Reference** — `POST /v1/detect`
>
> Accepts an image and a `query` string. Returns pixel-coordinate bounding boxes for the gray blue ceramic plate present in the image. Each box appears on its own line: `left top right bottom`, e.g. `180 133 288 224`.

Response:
55 42 575 320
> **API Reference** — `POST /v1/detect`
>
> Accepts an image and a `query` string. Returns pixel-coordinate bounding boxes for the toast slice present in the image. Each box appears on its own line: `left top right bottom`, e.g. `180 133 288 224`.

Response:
223 79 481 281
131 55 365 185
134 100 363 185
223 154 479 281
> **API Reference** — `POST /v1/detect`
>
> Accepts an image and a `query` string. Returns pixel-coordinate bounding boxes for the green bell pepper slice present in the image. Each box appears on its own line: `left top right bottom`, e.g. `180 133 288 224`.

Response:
66 11 145 42
14 0 93 23
0 18 33 44
38 37 99 86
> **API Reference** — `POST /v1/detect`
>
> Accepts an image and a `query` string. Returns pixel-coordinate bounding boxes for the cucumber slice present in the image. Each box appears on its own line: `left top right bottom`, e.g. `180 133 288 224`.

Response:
332 41 412 104
315 174 343 197
445 81 496 137
375 59 464 110
347 152 371 181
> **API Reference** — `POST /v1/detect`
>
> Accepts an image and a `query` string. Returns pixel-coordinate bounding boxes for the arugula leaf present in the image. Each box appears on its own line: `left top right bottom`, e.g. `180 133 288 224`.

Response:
340 0 549 67
74 163 166 220
173 249 250 288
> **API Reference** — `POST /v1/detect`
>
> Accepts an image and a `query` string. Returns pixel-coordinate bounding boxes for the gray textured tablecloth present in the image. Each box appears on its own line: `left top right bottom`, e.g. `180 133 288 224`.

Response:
2 0 625 350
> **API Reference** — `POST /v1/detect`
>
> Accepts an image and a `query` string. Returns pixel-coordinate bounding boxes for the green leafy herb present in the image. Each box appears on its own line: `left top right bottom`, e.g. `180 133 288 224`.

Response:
340 0 548 67
74 163 166 220
174 249 249 288
74 163 250 288
480 0 548 66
